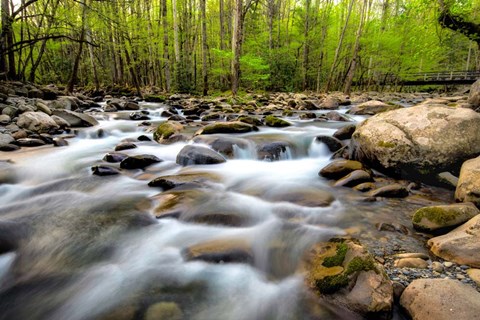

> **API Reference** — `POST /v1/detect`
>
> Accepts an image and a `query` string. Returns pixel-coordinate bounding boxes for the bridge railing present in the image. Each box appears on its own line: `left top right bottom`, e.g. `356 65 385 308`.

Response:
401 71 480 82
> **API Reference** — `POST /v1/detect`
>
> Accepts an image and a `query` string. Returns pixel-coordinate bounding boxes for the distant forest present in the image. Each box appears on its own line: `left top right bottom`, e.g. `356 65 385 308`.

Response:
0 0 479 94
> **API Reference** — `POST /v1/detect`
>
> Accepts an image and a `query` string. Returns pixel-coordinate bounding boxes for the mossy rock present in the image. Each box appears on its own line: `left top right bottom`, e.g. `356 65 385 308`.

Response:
153 121 184 143
302 239 393 317
319 160 367 180
237 115 263 126
194 121 257 135
144 95 166 103
264 115 291 127
412 203 479 232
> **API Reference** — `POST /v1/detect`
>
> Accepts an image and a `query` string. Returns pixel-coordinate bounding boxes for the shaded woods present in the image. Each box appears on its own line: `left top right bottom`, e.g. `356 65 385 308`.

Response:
0 0 479 95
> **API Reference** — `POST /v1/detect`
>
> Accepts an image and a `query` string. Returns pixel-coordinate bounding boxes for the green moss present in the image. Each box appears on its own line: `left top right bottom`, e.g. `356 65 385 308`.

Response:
315 256 376 294
200 121 256 134
322 243 348 268
237 115 263 126
412 207 456 224
377 140 395 148
282 110 294 117
154 122 176 141
144 94 166 103
265 115 291 127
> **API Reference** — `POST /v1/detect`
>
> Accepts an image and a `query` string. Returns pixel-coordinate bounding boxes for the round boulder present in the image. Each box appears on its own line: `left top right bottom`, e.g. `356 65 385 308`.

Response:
350 105 480 180
17 111 59 133
412 203 479 232
455 157 480 207
176 145 226 166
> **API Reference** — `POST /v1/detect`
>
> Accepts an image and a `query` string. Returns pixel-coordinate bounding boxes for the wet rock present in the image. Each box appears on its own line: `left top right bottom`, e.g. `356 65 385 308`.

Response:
91 165 120 176
124 101 139 110
455 157 480 207
347 100 402 115
431 261 443 273
0 144 19 151
148 172 220 190
299 112 316 120
103 152 128 163
144 302 183 320
350 105 480 181
264 115 291 127
315 136 344 153
0 114 10 125
176 145 226 166
17 112 59 133
334 170 373 188
129 112 150 121
400 279 480 320
319 159 366 180
16 138 46 147
52 109 98 127
51 115 70 129
114 142 137 151
193 135 250 158
467 268 480 286
120 154 162 170
184 239 253 264
354 182 376 192
257 141 291 161
302 240 393 318
236 115 263 126
333 124 356 141
325 111 350 122
468 78 480 107
35 101 52 115
368 184 409 198
437 171 459 189
319 97 339 110
264 187 335 207
394 258 428 269
102 104 117 112
195 121 257 135
52 137 68 147
0 133 14 146
412 203 479 232
428 215 480 267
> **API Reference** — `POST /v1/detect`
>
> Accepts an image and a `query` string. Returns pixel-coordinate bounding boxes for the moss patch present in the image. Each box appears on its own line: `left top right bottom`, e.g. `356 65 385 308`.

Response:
265 115 291 127
322 243 348 268
154 122 178 141
377 140 395 148
413 207 457 224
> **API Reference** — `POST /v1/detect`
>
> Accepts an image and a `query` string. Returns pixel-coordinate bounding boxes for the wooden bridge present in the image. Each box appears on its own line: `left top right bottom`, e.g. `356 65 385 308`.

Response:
369 71 480 87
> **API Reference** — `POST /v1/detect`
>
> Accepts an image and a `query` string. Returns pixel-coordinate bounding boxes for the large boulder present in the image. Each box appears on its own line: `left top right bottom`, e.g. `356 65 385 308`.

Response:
194 121 257 135
153 121 185 144
428 214 480 267
412 203 479 232
17 112 59 133
302 239 393 318
176 145 226 166
400 279 480 320
455 157 480 207
468 78 480 108
350 105 480 180
347 100 402 115
52 109 98 127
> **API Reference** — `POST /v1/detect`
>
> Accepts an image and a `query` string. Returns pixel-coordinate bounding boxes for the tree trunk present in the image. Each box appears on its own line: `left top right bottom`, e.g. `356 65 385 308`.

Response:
162 0 171 92
344 0 367 95
231 0 243 96
1 0 15 79
200 0 208 95
86 29 100 91
302 0 311 91
67 0 88 93
325 0 354 92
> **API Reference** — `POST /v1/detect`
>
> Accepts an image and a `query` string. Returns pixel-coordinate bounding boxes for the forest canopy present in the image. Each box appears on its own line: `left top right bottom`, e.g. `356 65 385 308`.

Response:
0 0 479 95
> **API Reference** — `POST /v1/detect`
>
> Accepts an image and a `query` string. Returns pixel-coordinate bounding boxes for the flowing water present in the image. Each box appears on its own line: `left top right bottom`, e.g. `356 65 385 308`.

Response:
0 103 451 320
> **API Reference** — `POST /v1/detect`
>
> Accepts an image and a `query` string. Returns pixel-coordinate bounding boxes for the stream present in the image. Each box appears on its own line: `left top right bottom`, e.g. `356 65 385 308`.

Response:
0 101 452 320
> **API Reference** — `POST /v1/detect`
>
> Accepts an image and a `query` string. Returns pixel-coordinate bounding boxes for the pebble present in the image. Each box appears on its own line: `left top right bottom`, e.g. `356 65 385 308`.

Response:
444 262 453 268
431 261 443 272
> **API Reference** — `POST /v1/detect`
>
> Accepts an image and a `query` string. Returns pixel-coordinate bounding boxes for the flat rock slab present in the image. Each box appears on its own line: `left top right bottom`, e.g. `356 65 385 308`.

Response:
400 279 480 320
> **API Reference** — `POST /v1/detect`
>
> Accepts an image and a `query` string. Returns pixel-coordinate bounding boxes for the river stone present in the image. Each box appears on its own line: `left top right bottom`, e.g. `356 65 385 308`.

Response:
193 135 250 158
237 115 263 126
468 78 480 107
176 145 226 166
319 97 340 110
349 105 480 180
103 152 128 163
145 302 183 320
394 258 428 269
0 114 10 125
153 121 184 144
347 100 402 115
35 101 52 115
0 133 14 146
319 160 366 180
184 238 253 264
302 240 393 318
148 172 221 191
257 141 292 161
467 268 480 286
455 157 480 207
115 142 137 151
333 124 356 140
412 203 479 232
325 111 350 122
334 170 372 188
120 154 162 170
91 165 120 176
264 115 291 127
52 109 98 127
316 136 344 153
263 187 335 207
368 184 409 198
17 112 59 133
16 138 46 147
428 214 480 267
400 279 480 320
195 121 257 135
